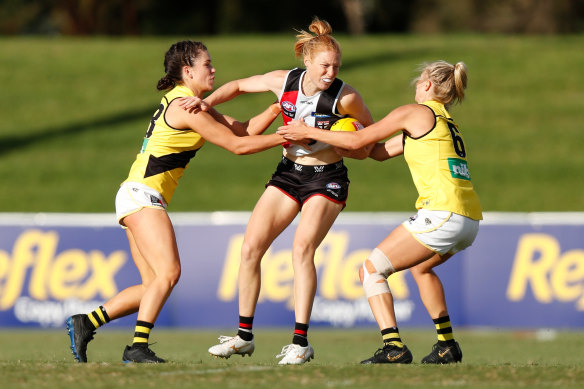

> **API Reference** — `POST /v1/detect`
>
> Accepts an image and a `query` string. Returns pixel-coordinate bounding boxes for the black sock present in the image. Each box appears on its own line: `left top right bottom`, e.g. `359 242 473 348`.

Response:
292 322 309 347
237 315 254 341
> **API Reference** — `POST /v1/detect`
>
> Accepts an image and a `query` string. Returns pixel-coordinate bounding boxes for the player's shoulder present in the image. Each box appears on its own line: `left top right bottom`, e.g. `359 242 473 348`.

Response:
338 82 362 98
262 69 289 80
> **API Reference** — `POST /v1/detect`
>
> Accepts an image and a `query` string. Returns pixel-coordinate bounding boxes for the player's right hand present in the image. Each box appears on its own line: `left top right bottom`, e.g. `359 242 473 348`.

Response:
177 97 210 114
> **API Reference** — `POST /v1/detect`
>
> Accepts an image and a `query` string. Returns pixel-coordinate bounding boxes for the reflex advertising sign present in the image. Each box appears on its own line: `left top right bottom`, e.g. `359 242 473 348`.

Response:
0 213 582 329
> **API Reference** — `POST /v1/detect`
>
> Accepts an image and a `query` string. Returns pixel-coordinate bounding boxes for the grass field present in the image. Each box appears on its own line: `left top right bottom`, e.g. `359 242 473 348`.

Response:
1 34 584 213
1 328 583 388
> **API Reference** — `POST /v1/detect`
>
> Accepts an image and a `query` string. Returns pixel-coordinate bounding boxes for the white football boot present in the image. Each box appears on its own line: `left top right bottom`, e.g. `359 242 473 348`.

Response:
208 335 255 358
276 343 314 365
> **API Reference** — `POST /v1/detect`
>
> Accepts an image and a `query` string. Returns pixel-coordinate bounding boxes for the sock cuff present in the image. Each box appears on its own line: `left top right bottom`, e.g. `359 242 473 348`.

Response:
136 320 154 329
99 306 111 322
381 327 399 336
239 316 254 329
433 316 451 325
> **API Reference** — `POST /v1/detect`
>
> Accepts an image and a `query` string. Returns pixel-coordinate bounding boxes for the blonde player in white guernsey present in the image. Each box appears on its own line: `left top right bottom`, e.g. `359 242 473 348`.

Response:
185 17 373 365
66 41 287 364
278 61 482 365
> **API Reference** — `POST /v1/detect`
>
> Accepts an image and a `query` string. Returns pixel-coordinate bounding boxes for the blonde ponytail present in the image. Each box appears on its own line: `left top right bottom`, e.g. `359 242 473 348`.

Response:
419 60 468 107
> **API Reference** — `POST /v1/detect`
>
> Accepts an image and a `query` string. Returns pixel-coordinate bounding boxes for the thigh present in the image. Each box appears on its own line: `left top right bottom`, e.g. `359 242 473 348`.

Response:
123 207 180 274
294 195 344 250
125 228 156 284
244 186 301 250
410 252 452 276
376 224 437 272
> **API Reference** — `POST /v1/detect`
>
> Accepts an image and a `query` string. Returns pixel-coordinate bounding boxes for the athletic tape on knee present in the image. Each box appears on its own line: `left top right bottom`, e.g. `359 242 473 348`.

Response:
362 248 395 298
369 248 396 277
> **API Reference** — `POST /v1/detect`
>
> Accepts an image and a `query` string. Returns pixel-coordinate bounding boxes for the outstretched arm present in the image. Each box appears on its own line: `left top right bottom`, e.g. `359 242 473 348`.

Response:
177 70 286 114
167 101 284 155
204 70 287 107
278 104 426 151
207 102 282 136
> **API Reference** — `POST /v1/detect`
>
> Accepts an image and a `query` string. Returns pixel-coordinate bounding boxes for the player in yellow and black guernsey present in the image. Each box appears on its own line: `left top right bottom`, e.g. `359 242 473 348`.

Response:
278 61 481 365
124 84 206 206
65 40 286 364
404 99 482 220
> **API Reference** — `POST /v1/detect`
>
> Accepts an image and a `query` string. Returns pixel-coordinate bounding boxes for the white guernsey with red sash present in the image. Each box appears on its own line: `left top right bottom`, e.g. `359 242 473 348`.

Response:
278 68 345 156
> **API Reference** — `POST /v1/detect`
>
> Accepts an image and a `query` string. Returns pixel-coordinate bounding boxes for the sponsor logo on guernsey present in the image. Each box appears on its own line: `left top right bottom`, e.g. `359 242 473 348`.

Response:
312 113 337 129
281 101 296 118
448 158 471 180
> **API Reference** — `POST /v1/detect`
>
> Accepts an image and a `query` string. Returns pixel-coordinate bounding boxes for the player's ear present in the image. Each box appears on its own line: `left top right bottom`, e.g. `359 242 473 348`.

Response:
182 65 193 80
424 80 432 91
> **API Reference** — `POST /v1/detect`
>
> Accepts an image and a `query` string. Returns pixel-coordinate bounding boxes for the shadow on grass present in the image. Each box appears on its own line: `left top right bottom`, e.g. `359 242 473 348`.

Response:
0 106 153 156
1 48 426 156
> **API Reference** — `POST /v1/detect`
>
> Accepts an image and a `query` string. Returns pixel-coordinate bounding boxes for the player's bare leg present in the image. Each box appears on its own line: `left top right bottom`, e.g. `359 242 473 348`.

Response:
209 187 299 359
276 196 342 365
120 208 181 363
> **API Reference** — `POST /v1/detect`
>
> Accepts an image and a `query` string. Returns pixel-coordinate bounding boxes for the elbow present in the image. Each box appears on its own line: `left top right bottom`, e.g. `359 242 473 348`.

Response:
346 141 366 151
232 144 252 155
231 147 247 155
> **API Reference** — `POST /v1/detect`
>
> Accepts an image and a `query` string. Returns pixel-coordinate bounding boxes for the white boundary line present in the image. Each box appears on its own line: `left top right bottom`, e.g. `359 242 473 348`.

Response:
0 212 583 227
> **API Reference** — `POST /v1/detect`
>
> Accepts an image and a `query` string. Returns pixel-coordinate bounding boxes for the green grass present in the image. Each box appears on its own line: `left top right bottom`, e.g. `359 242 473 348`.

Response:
1 34 584 212
1 328 583 388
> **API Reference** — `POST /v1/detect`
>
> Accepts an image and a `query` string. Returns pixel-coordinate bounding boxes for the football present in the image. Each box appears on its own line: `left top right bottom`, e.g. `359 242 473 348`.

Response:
329 117 364 132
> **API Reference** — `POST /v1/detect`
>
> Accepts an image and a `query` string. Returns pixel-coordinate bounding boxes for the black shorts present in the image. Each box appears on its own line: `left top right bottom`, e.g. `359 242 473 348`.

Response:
266 157 350 207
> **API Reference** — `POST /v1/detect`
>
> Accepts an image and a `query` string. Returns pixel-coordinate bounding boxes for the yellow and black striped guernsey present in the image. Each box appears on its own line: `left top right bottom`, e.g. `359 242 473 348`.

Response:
403 100 482 220
124 85 205 204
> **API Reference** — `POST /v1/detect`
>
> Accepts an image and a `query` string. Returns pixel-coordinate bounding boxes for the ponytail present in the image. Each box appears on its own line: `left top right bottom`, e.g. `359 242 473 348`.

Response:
157 74 175 91
419 60 468 107
294 17 341 60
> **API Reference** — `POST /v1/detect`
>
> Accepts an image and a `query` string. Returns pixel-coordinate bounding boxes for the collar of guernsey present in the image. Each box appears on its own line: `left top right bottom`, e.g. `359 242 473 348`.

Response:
404 100 483 221
123 84 205 205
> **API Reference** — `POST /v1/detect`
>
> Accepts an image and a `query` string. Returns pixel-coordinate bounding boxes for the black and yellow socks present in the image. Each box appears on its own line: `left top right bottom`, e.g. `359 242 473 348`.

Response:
132 320 154 347
433 315 455 344
381 327 405 348
87 306 110 330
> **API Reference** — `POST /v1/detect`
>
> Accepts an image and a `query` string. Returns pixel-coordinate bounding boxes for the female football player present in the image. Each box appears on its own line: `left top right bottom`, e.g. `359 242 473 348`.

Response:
66 40 290 363
278 60 482 364
184 17 374 364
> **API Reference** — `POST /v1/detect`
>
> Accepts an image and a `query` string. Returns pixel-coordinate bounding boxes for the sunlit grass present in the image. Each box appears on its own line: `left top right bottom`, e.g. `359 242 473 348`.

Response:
1 34 583 212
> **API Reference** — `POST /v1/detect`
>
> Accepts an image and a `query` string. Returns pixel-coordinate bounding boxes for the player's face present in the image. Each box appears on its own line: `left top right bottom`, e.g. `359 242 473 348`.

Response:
191 50 216 93
304 49 341 94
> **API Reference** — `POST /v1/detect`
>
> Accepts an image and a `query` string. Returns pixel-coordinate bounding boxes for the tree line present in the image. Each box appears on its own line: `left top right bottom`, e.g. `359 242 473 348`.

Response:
1 0 583 35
